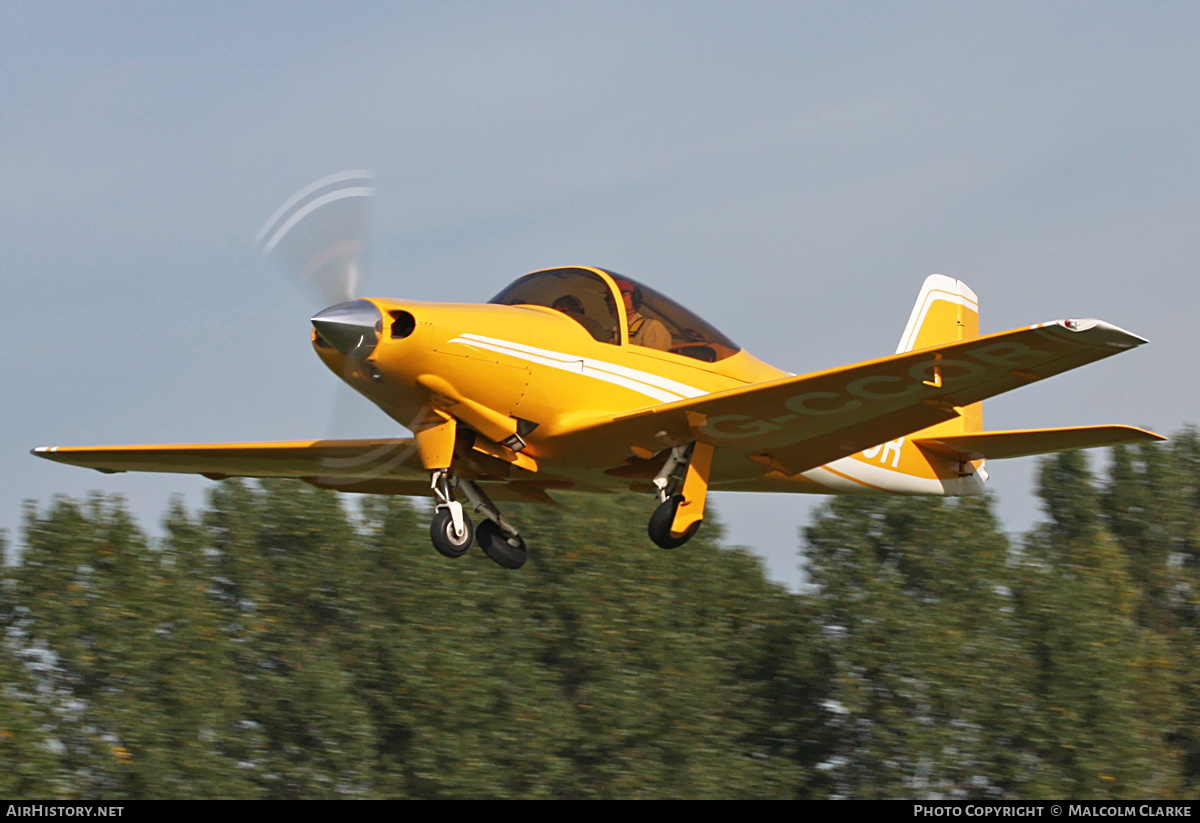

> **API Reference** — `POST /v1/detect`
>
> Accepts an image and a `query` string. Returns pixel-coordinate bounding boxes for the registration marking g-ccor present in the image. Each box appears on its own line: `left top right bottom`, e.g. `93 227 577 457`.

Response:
697 340 1056 440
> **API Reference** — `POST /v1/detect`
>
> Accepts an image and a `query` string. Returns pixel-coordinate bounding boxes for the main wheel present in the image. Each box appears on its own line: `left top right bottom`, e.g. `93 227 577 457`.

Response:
648 494 701 549
430 508 474 558
477 519 529 569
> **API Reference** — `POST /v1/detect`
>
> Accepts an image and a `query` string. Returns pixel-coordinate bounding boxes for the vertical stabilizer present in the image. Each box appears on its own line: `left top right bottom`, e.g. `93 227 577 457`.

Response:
896 274 982 435
896 274 979 353
830 275 987 496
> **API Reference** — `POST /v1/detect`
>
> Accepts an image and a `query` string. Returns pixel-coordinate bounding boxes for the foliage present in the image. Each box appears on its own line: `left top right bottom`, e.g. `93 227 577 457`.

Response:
1014 453 1179 797
802 494 1029 797
1 485 806 798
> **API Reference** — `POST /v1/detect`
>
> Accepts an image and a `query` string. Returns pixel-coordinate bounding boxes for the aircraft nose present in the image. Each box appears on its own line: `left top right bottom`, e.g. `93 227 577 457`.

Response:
311 299 383 358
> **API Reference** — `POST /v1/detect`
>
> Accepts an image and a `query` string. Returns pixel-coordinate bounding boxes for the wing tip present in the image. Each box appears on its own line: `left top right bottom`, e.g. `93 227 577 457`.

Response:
1114 424 1170 443
1044 318 1150 347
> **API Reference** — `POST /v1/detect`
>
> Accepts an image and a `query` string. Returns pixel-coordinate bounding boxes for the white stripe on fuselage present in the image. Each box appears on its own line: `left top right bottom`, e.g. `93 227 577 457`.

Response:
447 333 709 404
801 454 986 496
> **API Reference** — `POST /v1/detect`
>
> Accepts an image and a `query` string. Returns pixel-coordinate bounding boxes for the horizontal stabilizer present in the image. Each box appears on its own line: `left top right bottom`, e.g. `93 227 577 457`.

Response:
914 425 1165 462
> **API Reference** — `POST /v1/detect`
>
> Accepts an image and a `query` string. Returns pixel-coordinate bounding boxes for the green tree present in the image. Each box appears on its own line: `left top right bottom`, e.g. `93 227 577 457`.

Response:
510 495 810 798
1014 451 1180 797
801 494 1029 798
350 493 580 798
11 493 269 798
12 494 166 797
1103 429 1200 792
0 550 61 797
6 482 825 798
1162 430 1200 791
193 479 376 798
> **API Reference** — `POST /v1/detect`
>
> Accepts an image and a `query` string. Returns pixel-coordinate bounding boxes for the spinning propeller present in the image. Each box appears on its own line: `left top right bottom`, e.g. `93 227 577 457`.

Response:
257 170 384 363
256 170 401 450
256 170 375 307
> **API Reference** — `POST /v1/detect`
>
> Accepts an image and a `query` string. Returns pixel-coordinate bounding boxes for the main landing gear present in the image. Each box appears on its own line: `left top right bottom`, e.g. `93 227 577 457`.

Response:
429 468 529 569
646 441 714 550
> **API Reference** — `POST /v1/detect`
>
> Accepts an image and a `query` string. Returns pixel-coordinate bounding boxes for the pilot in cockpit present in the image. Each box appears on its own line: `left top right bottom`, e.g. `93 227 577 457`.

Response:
612 278 671 351
551 294 605 339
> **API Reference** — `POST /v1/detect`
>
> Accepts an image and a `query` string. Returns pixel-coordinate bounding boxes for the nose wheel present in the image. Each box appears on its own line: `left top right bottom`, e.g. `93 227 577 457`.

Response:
429 470 475 557
430 506 475 558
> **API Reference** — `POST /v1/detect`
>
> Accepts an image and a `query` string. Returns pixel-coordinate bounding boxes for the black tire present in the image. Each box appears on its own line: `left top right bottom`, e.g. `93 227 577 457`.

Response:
647 494 701 549
430 508 474 558
477 519 529 569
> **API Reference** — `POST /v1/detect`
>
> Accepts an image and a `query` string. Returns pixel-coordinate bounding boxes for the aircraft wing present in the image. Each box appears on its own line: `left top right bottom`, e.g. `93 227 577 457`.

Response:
31 438 556 503
550 318 1150 476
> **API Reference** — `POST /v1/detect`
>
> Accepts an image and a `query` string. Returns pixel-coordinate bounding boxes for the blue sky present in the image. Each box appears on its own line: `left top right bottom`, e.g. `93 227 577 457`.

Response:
4 2 1198 586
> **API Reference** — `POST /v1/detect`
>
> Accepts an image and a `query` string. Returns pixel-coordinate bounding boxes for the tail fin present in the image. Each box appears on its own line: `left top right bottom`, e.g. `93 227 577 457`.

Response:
838 275 986 496
896 274 982 435
895 274 979 353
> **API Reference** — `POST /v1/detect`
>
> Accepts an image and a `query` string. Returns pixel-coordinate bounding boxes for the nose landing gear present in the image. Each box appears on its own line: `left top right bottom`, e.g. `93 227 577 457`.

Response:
418 411 530 569
428 467 529 569
646 441 713 550
430 469 474 558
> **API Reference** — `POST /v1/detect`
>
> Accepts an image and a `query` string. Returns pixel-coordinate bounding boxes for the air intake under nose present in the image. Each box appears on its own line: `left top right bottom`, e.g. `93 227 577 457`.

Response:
311 299 382 358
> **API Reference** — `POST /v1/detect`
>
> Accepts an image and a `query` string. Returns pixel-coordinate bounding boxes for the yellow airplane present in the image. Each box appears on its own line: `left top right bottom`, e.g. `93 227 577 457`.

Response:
33 176 1164 570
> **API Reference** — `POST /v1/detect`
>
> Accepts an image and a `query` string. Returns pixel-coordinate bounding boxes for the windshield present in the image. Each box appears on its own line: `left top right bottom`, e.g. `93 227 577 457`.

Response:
488 267 620 343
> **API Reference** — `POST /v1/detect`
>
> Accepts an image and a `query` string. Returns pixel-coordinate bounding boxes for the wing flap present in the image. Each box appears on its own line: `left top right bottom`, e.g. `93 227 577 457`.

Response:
914 425 1165 462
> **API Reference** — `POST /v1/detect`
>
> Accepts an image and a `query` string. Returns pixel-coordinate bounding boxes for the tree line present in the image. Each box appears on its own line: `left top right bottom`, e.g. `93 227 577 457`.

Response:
2 429 1199 799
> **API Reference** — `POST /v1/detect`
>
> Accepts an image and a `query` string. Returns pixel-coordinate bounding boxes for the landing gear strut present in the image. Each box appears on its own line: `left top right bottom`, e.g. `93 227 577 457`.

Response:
646 441 713 550
418 410 531 569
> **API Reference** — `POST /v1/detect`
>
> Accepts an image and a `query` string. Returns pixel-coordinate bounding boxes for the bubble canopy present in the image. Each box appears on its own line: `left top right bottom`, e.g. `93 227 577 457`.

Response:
488 267 740 362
